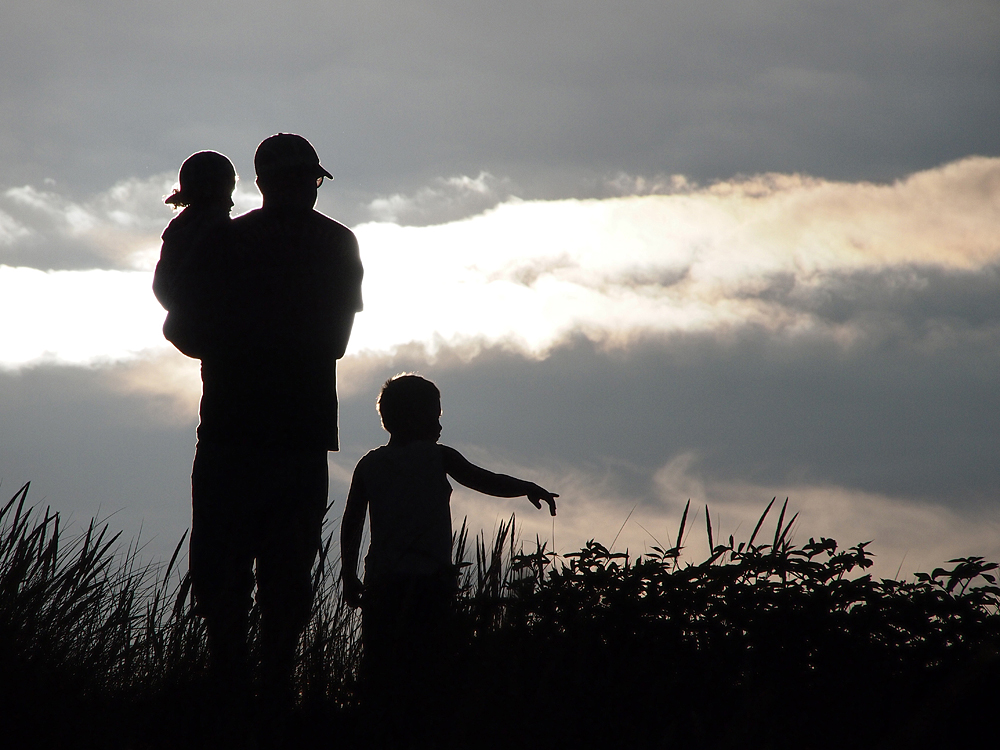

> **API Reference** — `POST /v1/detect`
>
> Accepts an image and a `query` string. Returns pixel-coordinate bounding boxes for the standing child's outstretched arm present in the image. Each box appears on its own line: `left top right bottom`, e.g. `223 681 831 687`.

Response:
340 467 368 608
441 445 558 516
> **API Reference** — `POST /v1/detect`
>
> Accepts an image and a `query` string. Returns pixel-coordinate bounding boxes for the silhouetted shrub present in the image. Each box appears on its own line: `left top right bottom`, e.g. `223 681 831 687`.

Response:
450 501 1000 749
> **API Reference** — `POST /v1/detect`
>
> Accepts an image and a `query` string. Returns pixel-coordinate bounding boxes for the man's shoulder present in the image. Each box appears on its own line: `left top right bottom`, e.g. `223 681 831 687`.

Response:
307 211 357 247
309 209 350 231
231 207 262 223
231 208 356 246
229 208 265 240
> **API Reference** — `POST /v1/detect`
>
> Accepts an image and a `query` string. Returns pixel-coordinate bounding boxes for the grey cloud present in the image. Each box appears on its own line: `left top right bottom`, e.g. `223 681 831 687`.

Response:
601 173 695 198
0 178 177 270
0 208 31 247
2 0 996 210
0 363 199 564
338 303 1000 512
488 258 690 290
363 173 519 226
744 263 1000 332
483 254 580 288
0 353 351 567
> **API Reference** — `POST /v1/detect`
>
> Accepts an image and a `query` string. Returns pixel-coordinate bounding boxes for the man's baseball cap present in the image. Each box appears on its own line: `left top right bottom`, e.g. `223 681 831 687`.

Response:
254 133 333 180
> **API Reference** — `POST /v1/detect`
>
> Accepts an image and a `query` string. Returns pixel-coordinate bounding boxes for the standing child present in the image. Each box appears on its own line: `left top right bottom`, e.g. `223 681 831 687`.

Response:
341 373 558 747
153 150 237 358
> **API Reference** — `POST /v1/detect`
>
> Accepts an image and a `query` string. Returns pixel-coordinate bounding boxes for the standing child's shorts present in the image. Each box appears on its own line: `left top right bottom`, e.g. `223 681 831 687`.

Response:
361 571 458 745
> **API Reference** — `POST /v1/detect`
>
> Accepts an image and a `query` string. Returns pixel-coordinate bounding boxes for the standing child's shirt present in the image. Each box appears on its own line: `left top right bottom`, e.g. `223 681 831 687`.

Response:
353 441 455 584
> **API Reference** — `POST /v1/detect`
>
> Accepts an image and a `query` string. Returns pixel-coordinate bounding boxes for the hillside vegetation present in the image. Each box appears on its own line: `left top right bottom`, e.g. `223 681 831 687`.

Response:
2 484 997 748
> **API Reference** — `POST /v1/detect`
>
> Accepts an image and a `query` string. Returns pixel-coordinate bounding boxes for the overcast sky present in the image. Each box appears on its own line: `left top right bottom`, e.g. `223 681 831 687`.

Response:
2 0 999 577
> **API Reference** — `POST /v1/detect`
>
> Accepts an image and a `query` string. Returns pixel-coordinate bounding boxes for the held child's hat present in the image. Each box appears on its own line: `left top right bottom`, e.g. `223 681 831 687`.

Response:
165 151 238 206
254 133 333 181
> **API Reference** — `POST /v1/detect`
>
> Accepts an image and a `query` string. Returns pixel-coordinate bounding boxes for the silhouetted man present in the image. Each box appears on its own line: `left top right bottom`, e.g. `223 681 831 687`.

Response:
187 134 363 722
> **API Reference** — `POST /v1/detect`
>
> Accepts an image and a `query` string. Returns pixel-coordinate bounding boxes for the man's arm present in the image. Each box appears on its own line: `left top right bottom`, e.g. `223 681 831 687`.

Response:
441 445 558 516
331 229 362 359
340 466 368 607
331 312 355 360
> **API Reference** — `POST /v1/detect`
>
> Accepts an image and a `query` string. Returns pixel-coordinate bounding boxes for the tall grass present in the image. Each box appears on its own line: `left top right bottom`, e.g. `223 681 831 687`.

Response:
3 484 999 749
296 529 363 709
0 482 207 746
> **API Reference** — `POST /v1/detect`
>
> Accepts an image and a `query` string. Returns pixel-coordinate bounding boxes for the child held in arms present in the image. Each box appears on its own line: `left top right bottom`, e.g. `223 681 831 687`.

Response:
153 150 237 357
341 373 558 743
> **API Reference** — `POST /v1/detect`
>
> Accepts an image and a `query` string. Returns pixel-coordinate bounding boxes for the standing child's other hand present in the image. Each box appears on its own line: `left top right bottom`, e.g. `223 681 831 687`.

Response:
526 483 558 516
342 574 364 608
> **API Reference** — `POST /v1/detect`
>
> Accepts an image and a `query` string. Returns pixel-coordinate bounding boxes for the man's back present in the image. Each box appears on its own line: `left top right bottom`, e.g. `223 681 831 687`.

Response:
197 206 363 450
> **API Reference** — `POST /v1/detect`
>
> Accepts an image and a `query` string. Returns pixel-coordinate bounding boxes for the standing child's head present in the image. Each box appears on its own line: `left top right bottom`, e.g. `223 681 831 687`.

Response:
165 151 237 211
377 374 442 441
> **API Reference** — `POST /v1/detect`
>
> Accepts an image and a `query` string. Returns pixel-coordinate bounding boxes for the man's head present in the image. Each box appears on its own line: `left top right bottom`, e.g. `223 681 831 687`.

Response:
254 133 332 210
377 374 442 440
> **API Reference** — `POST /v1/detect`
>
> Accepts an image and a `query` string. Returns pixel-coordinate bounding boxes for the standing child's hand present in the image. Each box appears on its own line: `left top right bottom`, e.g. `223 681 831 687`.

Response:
525 483 558 516
342 574 365 608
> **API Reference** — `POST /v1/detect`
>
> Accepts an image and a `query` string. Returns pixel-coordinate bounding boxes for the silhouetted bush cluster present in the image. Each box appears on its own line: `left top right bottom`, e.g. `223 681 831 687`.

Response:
450 501 1000 748
2 485 998 749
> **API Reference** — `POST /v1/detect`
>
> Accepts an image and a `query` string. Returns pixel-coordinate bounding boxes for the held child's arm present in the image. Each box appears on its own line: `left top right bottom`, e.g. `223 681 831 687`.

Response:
340 468 368 608
441 445 558 516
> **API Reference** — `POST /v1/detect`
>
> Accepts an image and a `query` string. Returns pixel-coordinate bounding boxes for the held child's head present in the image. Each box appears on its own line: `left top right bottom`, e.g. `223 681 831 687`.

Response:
377 374 442 442
165 151 237 210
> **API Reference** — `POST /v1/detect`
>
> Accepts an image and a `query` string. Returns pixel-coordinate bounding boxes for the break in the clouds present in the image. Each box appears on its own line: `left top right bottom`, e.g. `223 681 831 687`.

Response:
3 156 998 368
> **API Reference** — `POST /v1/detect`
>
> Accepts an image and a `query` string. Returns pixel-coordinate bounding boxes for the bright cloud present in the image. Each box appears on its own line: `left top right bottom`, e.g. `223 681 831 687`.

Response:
0 265 168 368
2 157 998 370
353 156 1000 353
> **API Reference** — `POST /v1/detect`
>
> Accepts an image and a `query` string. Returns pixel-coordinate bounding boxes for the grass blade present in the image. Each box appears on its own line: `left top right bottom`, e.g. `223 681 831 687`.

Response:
772 497 788 551
748 497 776 549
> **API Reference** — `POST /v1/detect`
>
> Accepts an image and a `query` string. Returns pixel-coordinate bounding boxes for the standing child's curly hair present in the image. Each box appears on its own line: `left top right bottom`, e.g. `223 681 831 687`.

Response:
377 373 441 437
